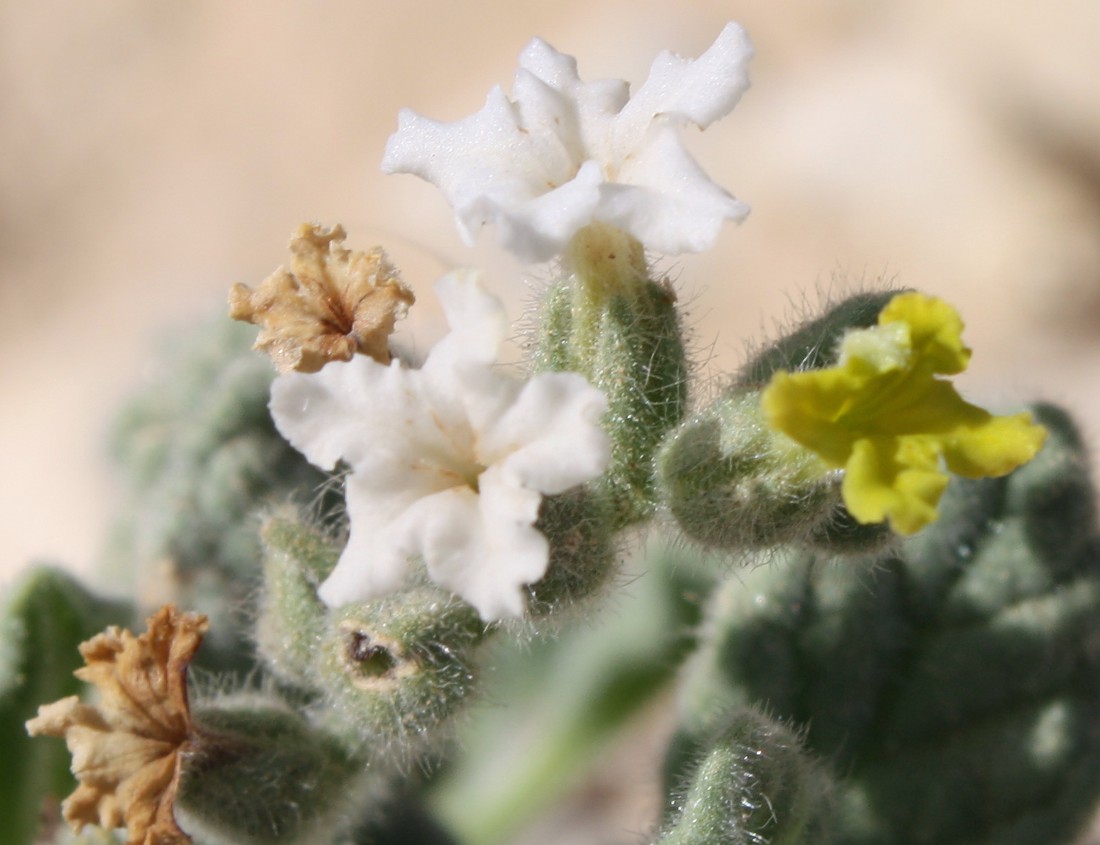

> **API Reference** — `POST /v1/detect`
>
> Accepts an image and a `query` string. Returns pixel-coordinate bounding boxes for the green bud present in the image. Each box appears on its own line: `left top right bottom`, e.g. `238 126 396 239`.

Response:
534 223 689 527
252 505 496 768
656 389 842 549
178 695 371 845
252 509 490 761
253 508 338 687
735 289 901 386
659 708 835 845
312 589 486 761
525 488 619 618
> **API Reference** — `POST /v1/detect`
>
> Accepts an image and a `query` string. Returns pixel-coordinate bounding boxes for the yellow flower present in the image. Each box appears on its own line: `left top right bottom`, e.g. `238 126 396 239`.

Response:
761 292 1046 535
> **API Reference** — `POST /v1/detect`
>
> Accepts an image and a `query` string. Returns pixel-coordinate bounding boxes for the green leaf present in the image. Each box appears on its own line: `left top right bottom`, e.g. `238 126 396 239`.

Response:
671 403 1100 845
178 698 368 845
104 316 338 673
430 543 712 845
658 708 836 845
1 566 131 845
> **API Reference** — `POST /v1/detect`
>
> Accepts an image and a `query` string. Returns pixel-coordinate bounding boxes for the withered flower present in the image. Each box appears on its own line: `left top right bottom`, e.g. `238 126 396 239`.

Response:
26 605 208 845
229 223 415 373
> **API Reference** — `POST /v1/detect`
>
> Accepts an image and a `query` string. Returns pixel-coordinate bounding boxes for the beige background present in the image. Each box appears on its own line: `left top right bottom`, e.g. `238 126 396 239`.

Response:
3 2 1100 842
6 1 1100 587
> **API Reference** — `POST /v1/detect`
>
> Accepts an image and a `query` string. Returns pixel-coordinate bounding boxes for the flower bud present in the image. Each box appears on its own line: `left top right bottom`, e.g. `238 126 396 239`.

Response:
659 708 835 845
253 508 337 687
311 589 486 760
656 389 839 549
177 695 371 845
535 223 689 527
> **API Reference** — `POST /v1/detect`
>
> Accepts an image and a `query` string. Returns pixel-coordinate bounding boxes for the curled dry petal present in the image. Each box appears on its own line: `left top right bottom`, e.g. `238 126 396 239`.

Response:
26 605 209 845
229 223 415 373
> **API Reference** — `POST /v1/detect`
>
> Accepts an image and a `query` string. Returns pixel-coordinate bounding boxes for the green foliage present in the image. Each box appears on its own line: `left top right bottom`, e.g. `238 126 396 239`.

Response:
735 290 901 387
535 270 689 529
254 508 337 687
525 488 619 617
341 795 461 845
669 402 1100 845
0 567 131 845
431 542 712 845
105 317 335 671
658 708 836 845
178 696 371 845
657 389 842 550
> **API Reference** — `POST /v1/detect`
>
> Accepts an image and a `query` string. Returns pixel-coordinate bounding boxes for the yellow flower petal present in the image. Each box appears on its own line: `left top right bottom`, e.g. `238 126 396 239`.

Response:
760 368 860 466
762 292 1046 535
941 411 1049 479
843 436 947 534
878 291 971 375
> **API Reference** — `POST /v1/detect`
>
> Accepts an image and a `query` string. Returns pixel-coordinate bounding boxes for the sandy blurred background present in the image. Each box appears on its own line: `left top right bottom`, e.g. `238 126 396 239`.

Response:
3 1 1100 842
4 0 1100 584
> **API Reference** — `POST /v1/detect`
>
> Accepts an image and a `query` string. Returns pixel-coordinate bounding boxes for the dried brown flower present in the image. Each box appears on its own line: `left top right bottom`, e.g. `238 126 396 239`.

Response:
26 605 209 845
229 223 415 373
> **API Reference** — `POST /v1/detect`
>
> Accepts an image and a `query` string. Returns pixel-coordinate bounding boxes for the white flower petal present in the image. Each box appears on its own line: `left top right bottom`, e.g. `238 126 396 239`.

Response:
485 161 604 262
383 91 559 245
317 474 416 605
269 356 391 470
426 269 510 369
511 48 585 166
400 466 546 620
598 126 749 254
273 273 609 619
382 24 752 262
516 38 630 160
617 22 753 133
516 37 581 95
479 372 610 494
271 356 467 481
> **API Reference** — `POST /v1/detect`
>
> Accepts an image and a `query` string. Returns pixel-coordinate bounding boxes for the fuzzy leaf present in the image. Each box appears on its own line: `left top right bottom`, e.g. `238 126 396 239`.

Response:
0 567 131 845
176 699 366 845
106 317 337 672
431 542 711 845
670 403 1100 845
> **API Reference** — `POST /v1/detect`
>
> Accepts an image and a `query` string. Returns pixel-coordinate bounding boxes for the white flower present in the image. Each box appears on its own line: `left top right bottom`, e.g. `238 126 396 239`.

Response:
269 270 610 620
382 22 753 263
